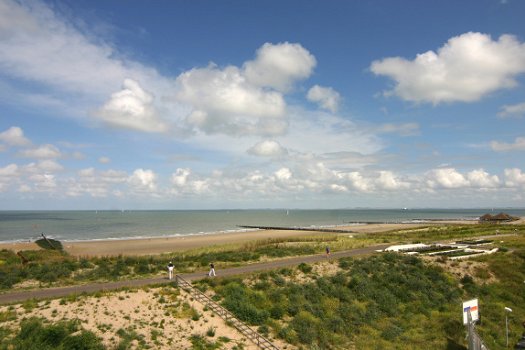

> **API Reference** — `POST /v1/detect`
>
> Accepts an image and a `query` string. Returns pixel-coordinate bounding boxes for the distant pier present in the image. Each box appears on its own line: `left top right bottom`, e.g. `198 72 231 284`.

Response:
238 225 355 233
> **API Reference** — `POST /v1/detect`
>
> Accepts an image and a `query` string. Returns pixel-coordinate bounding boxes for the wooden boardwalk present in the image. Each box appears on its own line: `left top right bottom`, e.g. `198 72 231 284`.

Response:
176 275 279 350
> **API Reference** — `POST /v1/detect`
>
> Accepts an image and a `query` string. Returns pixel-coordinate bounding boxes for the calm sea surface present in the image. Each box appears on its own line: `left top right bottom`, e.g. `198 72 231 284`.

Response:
0 209 523 243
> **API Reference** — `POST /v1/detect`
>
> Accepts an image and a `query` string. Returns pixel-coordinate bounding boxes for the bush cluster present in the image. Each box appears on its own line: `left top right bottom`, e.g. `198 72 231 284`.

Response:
0 238 329 290
0 317 104 350
212 253 463 348
0 250 79 288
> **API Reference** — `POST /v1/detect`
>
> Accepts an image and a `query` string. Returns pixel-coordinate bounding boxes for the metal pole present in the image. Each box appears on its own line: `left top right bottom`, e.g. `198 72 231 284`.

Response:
467 310 475 350
506 313 508 347
505 307 513 348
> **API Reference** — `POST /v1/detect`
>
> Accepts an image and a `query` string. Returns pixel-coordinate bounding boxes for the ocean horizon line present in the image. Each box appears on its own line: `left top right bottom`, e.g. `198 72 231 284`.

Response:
1 207 524 212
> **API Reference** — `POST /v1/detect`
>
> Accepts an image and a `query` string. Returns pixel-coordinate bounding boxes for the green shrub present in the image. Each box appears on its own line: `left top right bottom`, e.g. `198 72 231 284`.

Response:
190 334 222 350
338 257 353 270
78 258 91 269
212 253 464 348
297 263 312 274
134 260 151 274
269 304 285 319
5 318 104 350
0 268 22 289
116 328 145 350
278 326 298 344
279 267 293 276
206 326 216 337
253 281 271 291
380 324 404 340
272 275 286 287
257 324 269 336
191 308 201 321
60 331 105 350
291 311 320 344
219 282 270 325
0 249 20 265
30 263 73 283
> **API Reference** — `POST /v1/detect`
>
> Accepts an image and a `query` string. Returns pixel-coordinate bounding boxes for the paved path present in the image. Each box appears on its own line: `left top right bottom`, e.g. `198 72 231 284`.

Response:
0 244 389 305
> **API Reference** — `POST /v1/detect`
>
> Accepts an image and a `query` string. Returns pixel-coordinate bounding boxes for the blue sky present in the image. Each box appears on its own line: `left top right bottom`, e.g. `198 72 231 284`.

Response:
1 0 525 210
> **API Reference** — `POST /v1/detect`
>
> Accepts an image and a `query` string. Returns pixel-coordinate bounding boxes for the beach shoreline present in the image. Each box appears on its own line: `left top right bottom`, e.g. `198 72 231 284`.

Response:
0 220 494 257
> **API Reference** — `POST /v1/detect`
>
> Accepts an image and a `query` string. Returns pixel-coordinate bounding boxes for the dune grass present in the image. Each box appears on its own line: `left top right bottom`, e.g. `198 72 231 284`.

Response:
195 232 525 349
0 224 522 291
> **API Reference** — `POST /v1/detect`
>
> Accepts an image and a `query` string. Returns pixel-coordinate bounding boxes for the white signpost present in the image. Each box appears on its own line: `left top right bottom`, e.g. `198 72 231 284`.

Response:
463 298 479 325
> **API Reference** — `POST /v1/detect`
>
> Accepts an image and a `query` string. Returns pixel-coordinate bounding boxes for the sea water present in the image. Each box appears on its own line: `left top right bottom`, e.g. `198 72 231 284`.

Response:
0 208 523 243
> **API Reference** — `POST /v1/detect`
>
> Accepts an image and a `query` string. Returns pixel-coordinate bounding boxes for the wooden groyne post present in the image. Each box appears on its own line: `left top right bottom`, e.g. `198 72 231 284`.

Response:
238 225 354 233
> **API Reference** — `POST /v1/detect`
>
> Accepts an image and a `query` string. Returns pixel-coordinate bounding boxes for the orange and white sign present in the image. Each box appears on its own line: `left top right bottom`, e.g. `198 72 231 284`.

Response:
462 298 479 325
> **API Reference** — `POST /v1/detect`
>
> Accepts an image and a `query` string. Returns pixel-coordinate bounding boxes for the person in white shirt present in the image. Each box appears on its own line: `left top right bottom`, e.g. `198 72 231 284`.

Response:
167 261 174 280
208 262 216 277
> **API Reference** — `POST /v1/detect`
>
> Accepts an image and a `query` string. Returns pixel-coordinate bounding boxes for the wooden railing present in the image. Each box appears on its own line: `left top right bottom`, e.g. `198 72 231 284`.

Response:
175 275 280 350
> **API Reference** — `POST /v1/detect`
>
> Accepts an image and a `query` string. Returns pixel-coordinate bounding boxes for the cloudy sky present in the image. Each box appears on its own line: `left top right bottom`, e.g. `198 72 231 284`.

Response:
1 0 525 210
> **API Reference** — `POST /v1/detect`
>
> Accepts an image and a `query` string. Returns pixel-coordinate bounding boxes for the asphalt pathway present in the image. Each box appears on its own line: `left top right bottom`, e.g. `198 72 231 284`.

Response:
0 244 389 305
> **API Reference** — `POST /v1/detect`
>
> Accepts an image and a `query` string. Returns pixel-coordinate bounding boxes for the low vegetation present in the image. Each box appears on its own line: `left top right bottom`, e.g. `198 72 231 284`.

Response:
196 242 524 349
0 317 104 350
2 224 522 291
363 224 522 245
0 223 523 349
198 253 464 349
0 237 332 290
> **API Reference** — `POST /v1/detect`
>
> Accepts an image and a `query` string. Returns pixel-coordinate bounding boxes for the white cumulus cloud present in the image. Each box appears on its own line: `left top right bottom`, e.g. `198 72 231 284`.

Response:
243 42 316 92
275 168 292 181
490 137 525 151
504 168 525 187
247 140 287 157
18 144 61 159
128 168 157 191
96 79 168 133
170 168 211 195
0 126 31 147
376 171 409 190
466 169 500 188
171 168 191 187
29 173 56 192
371 32 525 104
176 63 287 136
174 42 316 138
66 168 127 197
33 160 63 173
347 172 373 192
0 163 19 177
306 85 341 113
426 167 501 189
426 168 469 188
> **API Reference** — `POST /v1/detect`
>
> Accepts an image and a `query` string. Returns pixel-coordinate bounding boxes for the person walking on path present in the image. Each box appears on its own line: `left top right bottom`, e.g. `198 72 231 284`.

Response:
208 262 216 277
325 246 330 258
167 261 174 280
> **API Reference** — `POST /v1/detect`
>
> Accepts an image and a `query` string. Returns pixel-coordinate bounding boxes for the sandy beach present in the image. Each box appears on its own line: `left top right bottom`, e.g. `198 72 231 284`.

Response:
0 221 485 257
